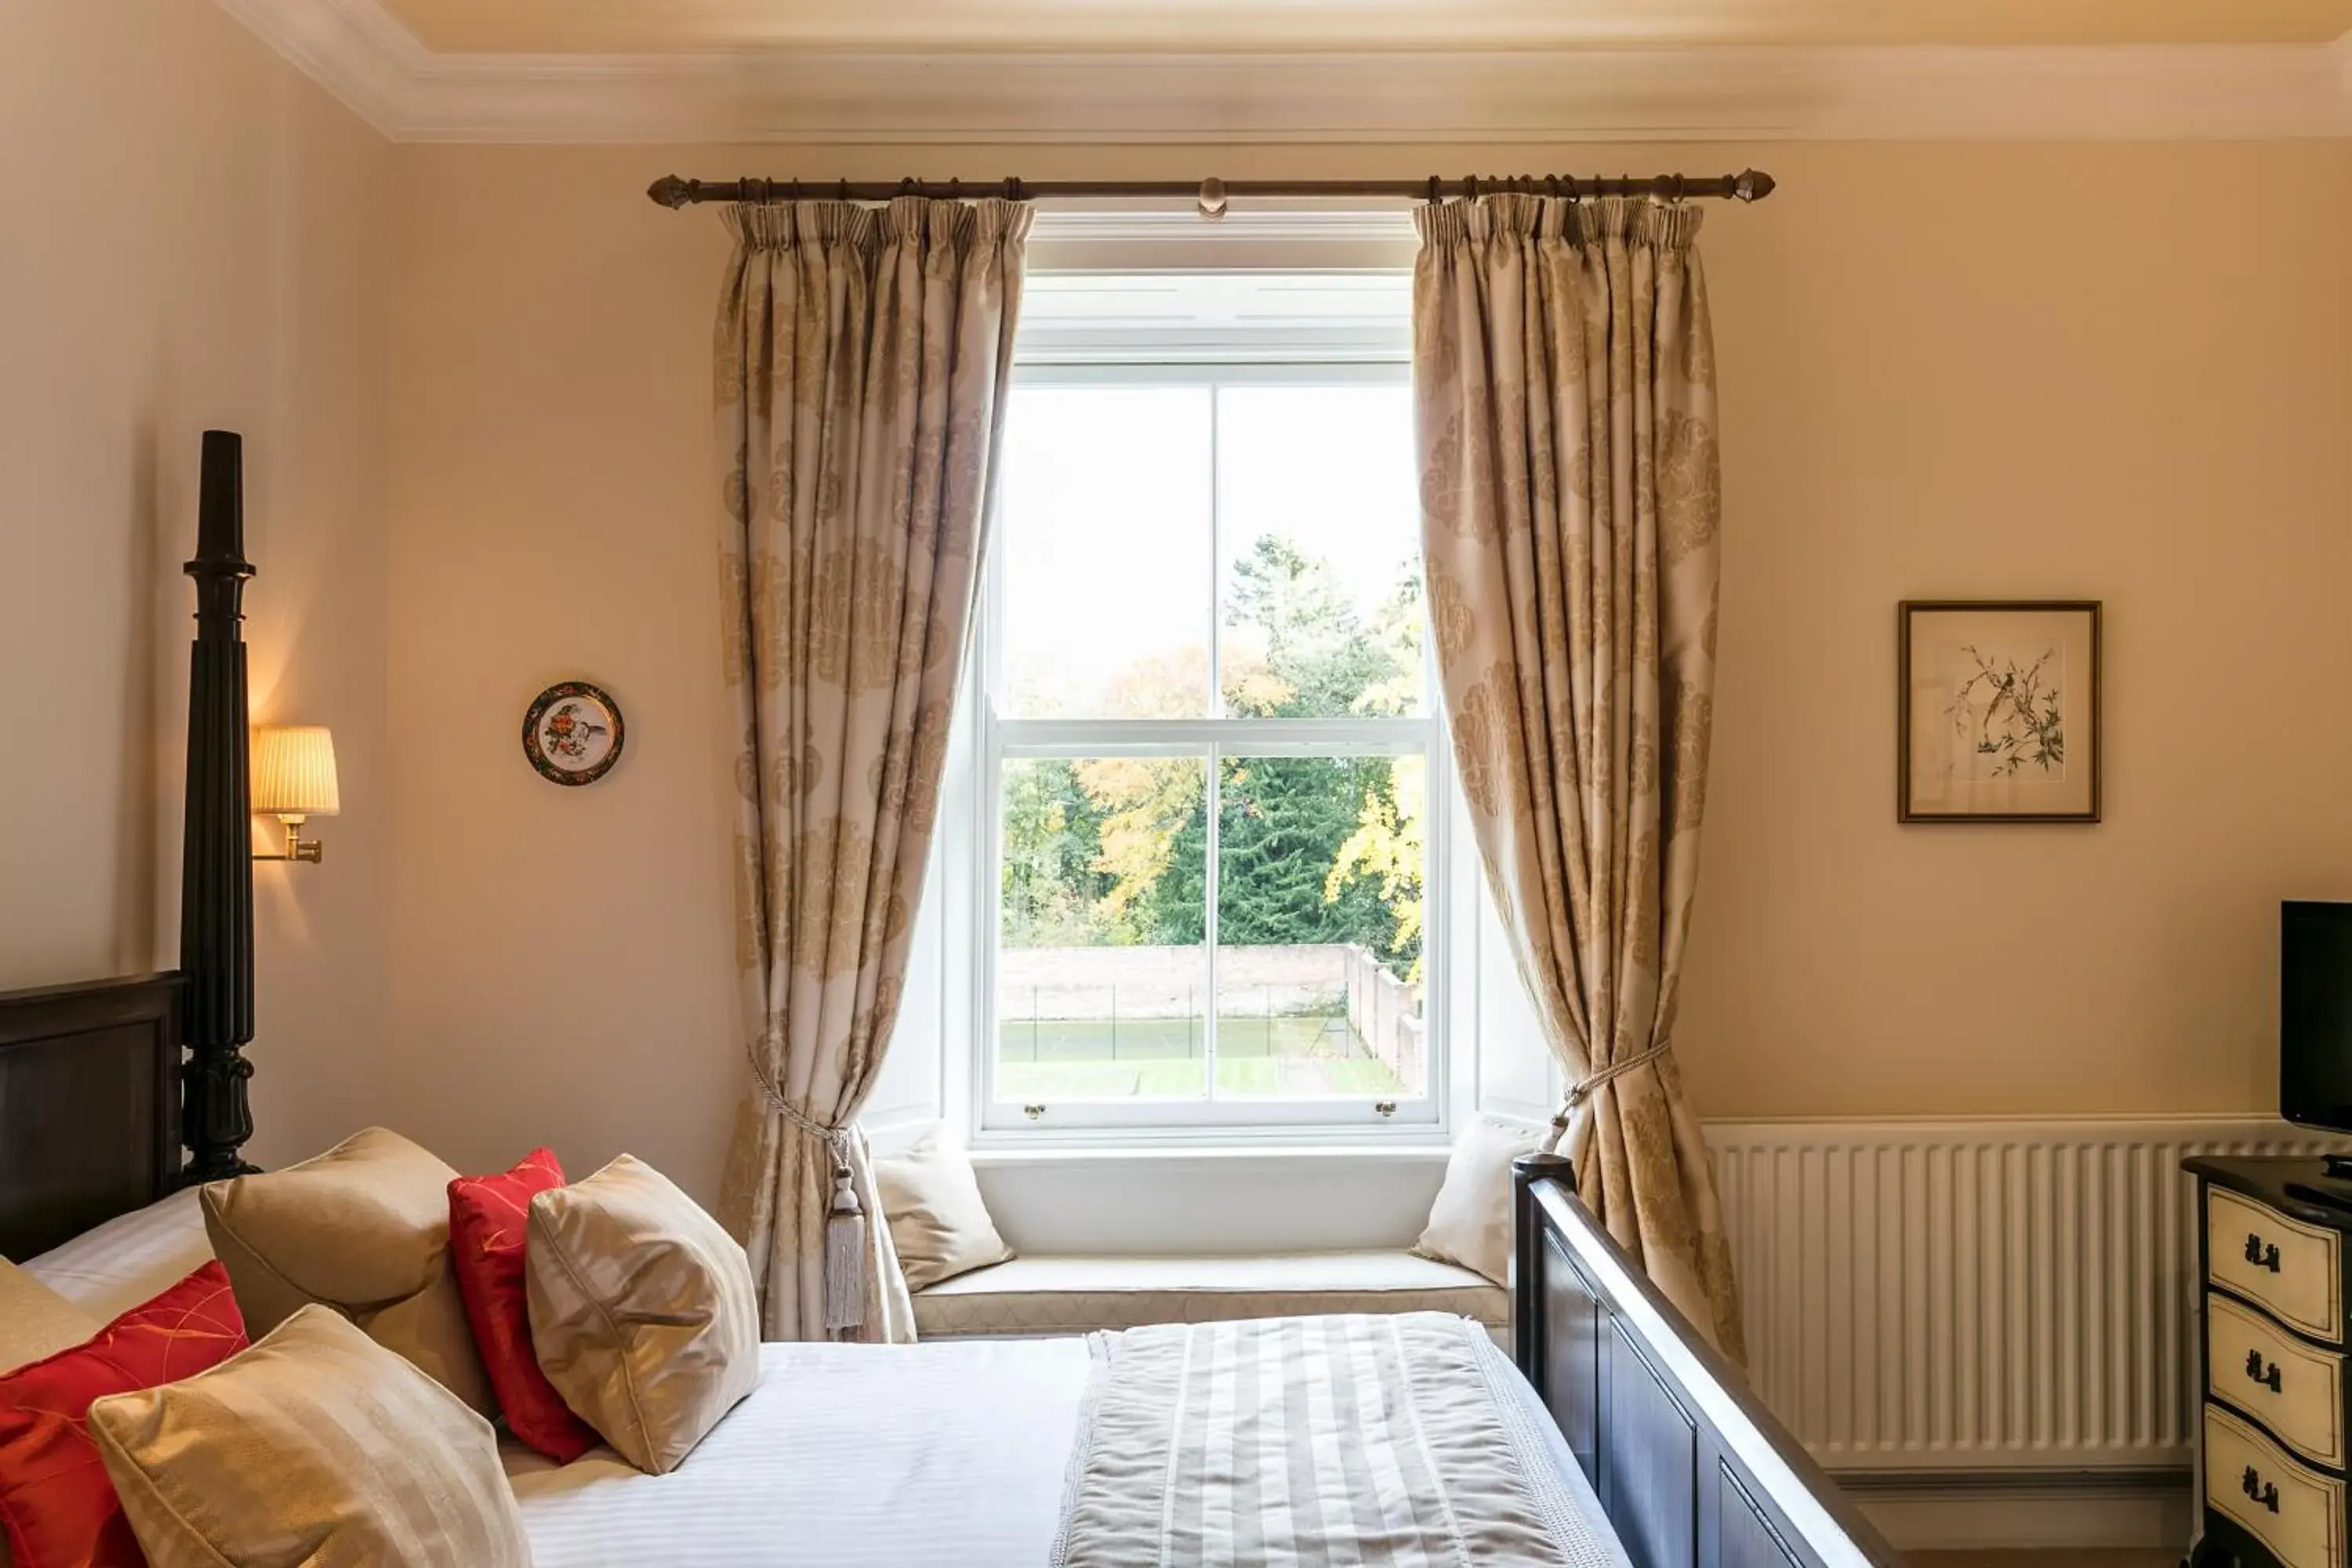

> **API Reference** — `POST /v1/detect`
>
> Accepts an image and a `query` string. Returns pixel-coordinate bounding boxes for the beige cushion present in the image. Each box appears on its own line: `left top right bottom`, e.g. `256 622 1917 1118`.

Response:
875 1134 1015 1291
910 1250 1508 1338
87 1305 529 1568
199 1126 492 1413
0 1259 100 1374
527 1154 759 1475
1413 1115 1546 1286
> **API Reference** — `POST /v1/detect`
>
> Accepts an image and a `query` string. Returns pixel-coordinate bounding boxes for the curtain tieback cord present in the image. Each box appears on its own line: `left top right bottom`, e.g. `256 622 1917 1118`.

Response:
1552 1038 1675 1136
744 1038 868 1335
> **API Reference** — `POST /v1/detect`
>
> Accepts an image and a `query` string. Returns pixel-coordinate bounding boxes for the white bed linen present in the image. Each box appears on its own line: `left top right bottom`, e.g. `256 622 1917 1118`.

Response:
508 1338 1094 1567
21 1194 1626 1568
22 1187 210 1320
510 1330 1627 1568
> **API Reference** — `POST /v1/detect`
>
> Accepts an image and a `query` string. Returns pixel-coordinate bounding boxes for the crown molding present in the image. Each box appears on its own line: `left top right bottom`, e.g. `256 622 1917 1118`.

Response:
210 0 430 132
217 0 2352 145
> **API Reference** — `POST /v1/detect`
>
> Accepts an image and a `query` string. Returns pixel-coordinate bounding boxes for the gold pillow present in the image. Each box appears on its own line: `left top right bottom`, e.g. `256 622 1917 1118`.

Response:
88 1305 528 1568
199 1127 491 1413
526 1154 759 1475
0 1259 100 1374
875 1133 1014 1291
1413 1114 1546 1286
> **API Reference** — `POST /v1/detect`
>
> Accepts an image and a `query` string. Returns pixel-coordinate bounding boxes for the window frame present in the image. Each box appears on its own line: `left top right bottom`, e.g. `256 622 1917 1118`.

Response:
971 350 1450 1145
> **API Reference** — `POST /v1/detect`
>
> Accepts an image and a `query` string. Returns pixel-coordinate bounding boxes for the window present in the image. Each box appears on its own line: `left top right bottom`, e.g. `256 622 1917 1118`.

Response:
975 271 1442 1137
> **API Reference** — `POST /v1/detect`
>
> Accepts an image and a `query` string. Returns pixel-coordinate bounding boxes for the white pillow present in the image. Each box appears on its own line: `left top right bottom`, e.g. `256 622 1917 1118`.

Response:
1413 1115 1547 1286
875 1134 1014 1292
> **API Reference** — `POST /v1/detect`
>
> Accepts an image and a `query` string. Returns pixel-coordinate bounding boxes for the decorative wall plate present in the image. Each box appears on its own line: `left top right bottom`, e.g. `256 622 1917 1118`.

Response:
523 681 625 786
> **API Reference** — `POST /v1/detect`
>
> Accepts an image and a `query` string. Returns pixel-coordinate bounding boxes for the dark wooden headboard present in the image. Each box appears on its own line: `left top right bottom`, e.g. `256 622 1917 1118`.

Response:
0 975 186 1261
1514 1152 1904 1568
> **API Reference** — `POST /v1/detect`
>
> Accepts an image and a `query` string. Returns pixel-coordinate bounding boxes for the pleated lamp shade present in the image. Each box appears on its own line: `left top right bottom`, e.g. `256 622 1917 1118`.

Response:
251 726 340 818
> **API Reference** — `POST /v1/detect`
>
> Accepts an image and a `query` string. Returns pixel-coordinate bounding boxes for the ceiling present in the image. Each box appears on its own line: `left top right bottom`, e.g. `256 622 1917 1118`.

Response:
376 0 2352 54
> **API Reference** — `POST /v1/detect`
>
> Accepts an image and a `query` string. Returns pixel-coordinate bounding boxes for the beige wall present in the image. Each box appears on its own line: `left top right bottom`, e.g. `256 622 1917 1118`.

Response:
1680 142 2352 1116
0 2 392 1166
382 139 2352 1197
19 26 2343 1207
383 154 741 1196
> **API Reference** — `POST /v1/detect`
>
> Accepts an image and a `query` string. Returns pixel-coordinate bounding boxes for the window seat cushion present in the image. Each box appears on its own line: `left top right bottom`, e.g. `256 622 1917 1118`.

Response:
909 1250 1508 1339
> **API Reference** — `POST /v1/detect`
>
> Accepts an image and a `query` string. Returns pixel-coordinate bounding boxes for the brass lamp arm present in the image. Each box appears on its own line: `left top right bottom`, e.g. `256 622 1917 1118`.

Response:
252 815 324 864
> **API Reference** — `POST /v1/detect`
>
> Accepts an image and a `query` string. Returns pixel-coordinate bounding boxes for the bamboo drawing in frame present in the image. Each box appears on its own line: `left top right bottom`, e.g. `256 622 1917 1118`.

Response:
1899 601 2100 823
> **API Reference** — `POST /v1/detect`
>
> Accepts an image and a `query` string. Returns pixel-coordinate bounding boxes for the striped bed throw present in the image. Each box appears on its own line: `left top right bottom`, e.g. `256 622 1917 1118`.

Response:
1051 1312 1620 1568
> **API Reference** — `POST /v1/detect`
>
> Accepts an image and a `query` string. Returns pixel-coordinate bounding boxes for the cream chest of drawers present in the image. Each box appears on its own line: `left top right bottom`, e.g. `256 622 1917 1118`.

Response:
2188 1159 2352 1568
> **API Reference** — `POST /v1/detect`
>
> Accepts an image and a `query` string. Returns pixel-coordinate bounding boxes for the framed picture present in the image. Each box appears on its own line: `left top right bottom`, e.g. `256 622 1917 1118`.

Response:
1898 601 2100 823
522 681 626 787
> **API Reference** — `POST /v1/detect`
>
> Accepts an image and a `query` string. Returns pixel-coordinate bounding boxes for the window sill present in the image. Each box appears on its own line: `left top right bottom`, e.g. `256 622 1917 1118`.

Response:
967 1140 1453 1167
969 1104 1445 1150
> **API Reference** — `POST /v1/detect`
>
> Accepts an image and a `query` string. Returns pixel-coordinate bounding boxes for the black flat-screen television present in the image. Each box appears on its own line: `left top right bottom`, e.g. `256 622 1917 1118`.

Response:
2282 902 2352 1149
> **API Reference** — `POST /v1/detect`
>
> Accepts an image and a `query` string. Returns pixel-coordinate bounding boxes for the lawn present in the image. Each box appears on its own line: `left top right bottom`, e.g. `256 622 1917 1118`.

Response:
995 1014 1407 1100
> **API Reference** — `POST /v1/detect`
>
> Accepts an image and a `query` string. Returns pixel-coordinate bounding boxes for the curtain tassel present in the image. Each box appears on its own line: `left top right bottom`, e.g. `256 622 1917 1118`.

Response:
822 1160 866 1334
737 1050 870 1338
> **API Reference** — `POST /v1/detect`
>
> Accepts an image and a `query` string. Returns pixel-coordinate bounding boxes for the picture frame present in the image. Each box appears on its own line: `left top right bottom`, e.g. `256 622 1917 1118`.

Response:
1898 601 2100 824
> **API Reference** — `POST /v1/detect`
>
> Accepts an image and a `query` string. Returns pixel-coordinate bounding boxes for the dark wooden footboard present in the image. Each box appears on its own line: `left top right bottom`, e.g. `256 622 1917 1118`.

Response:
1514 1152 1901 1568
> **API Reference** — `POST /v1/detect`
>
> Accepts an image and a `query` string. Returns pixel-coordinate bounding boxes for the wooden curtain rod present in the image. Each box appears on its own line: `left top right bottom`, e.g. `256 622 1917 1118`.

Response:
646 170 1775 212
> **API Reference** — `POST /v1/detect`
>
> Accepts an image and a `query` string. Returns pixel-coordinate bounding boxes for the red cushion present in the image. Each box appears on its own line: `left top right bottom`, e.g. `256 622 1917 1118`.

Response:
0 1260 249 1568
449 1147 601 1463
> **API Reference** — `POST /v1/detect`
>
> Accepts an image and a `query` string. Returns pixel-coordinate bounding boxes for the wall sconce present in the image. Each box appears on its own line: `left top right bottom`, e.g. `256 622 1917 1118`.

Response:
252 725 339 864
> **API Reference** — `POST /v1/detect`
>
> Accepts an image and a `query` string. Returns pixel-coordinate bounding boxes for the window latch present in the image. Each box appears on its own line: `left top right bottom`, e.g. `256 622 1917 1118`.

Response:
1023 1103 1046 1122
1373 1100 1398 1118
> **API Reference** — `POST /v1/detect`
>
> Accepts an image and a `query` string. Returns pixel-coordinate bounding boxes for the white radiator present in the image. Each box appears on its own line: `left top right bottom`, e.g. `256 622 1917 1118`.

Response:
1707 1117 2343 1472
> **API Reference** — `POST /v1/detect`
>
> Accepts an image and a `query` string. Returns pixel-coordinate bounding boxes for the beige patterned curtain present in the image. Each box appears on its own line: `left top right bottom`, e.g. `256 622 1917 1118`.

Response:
713 197 1030 1341
1414 194 1744 1359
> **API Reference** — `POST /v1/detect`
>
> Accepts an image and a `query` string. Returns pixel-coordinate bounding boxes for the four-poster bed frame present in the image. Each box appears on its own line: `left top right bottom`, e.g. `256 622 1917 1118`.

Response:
0 430 253 1259
0 430 1896 1566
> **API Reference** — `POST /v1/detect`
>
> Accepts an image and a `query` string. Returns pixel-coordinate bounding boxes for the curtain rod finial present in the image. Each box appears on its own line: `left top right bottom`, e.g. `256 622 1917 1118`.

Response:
1733 169 1776 202
648 175 695 209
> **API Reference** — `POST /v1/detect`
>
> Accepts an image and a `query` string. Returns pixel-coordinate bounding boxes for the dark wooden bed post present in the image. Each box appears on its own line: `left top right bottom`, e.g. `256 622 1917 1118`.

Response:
1513 1149 1574 1377
178 430 259 1182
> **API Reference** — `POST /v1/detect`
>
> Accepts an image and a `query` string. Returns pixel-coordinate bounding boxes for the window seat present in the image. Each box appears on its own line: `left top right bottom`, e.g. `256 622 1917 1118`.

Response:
909 1250 1508 1340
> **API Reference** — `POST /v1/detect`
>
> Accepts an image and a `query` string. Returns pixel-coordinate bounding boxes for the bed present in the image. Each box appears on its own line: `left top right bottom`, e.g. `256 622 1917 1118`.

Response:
0 437 1900 1568
0 969 1900 1568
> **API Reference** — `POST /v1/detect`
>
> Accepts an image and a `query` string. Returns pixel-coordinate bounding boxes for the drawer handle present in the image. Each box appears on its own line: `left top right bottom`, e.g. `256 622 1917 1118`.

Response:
2245 1348 2284 1393
2245 1232 2283 1272
2242 1465 2281 1514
